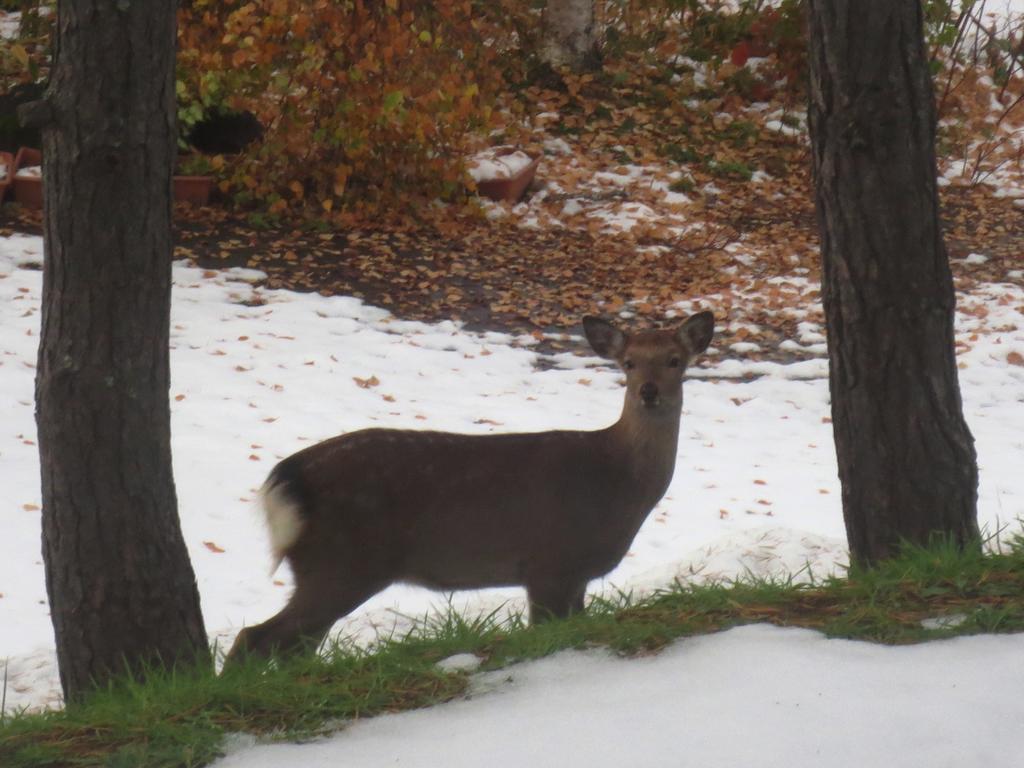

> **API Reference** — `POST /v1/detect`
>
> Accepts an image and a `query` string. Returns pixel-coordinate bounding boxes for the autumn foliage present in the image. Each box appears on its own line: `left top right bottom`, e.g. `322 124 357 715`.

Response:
176 0 515 216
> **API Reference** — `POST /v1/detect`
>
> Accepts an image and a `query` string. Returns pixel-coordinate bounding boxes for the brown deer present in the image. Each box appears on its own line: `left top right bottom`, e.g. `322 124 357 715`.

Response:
225 312 714 664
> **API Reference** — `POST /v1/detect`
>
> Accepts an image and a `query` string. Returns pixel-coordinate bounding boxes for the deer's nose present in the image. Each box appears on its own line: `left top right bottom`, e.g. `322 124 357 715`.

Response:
639 382 659 406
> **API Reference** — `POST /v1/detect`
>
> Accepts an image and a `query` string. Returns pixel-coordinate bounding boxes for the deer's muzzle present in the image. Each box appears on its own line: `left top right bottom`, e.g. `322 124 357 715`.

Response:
639 382 660 407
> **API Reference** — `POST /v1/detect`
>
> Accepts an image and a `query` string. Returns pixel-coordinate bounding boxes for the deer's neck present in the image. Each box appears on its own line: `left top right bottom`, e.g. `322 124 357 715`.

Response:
607 403 683 498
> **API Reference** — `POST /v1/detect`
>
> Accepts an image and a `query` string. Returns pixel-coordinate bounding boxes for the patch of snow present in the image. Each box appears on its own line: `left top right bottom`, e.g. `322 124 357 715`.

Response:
560 198 584 217
542 137 573 156
212 626 1024 768
920 613 969 630
0 10 19 40
729 341 761 354
468 149 534 182
436 653 483 673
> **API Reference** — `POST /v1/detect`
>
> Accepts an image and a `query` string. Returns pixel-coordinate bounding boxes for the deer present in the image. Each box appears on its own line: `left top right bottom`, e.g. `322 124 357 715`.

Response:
225 311 714 665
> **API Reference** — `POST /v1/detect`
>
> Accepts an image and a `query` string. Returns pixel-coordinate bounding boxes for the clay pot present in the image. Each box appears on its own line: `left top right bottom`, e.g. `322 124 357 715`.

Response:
13 146 43 210
474 153 540 203
0 151 13 203
173 175 214 205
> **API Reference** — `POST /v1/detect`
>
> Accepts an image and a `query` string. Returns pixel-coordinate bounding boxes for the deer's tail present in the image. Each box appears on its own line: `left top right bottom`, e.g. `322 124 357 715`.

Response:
260 463 306 576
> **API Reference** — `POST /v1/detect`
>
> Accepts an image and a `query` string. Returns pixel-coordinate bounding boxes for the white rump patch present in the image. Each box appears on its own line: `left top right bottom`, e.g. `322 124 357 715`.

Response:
261 479 304 575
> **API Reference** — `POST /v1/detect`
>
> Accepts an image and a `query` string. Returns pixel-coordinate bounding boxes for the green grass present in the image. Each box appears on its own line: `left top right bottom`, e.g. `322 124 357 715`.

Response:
3 533 1024 767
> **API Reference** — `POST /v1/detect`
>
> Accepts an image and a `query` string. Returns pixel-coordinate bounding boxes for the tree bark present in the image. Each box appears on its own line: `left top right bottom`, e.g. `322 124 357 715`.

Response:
806 0 979 566
540 0 598 71
37 1 208 702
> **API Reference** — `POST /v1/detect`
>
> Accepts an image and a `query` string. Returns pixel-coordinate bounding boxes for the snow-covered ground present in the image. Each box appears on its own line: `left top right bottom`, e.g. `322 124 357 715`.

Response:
2 231 1024 763
214 625 1024 768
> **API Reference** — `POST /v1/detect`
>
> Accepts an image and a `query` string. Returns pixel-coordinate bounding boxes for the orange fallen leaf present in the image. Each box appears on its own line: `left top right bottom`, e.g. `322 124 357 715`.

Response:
175 394 186 401
1008 351 1024 366
23 503 39 511
203 541 225 553
353 375 380 389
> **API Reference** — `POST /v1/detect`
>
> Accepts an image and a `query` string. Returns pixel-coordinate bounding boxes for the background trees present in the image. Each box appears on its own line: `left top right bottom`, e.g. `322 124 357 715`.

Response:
541 0 599 71
806 0 979 565
31 1 208 700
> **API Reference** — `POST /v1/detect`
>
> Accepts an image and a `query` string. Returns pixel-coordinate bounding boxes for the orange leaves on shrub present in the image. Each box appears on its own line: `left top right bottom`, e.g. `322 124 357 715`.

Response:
177 0 510 215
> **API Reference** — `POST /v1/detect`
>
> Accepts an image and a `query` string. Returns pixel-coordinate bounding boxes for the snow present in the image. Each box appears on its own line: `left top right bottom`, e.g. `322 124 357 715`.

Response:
0 10 20 40
14 165 40 179
468 149 535 182
214 626 1024 768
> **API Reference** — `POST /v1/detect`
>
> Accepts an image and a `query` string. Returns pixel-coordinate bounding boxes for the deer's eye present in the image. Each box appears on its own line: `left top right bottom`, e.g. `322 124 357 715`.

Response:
668 356 681 368
624 360 635 370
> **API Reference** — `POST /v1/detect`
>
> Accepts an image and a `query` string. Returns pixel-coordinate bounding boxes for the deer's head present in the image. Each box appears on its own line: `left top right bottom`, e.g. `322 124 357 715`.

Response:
583 312 714 418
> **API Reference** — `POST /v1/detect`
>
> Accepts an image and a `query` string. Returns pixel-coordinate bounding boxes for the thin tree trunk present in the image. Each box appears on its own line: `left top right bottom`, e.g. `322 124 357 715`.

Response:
36 1 208 702
806 0 979 566
541 0 598 71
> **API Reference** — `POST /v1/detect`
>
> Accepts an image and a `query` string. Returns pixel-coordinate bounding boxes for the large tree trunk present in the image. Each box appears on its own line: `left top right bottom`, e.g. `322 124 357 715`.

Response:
35 1 208 702
806 0 979 566
540 0 598 71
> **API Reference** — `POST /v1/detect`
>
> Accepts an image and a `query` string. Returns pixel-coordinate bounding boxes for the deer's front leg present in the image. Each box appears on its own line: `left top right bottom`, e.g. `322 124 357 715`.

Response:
527 578 587 624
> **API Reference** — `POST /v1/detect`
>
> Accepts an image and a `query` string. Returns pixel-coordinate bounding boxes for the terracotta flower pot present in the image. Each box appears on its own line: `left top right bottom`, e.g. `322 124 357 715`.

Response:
0 151 13 204
13 146 43 210
173 175 214 205
472 151 540 203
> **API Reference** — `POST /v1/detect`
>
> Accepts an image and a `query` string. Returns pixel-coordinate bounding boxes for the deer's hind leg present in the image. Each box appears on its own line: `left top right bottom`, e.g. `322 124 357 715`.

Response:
224 575 383 668
526 577 588 624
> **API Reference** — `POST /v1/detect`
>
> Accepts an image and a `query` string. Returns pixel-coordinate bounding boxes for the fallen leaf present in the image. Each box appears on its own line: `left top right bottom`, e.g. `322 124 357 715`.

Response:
353 375 381 388
203 541 225 553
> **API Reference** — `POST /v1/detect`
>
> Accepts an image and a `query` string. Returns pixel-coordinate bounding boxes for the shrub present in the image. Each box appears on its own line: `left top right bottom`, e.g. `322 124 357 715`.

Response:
176 0 515 215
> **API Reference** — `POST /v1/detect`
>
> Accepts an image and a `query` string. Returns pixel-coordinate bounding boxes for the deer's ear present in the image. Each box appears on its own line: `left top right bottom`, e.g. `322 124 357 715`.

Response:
583 316 627 359
676 311 714 355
